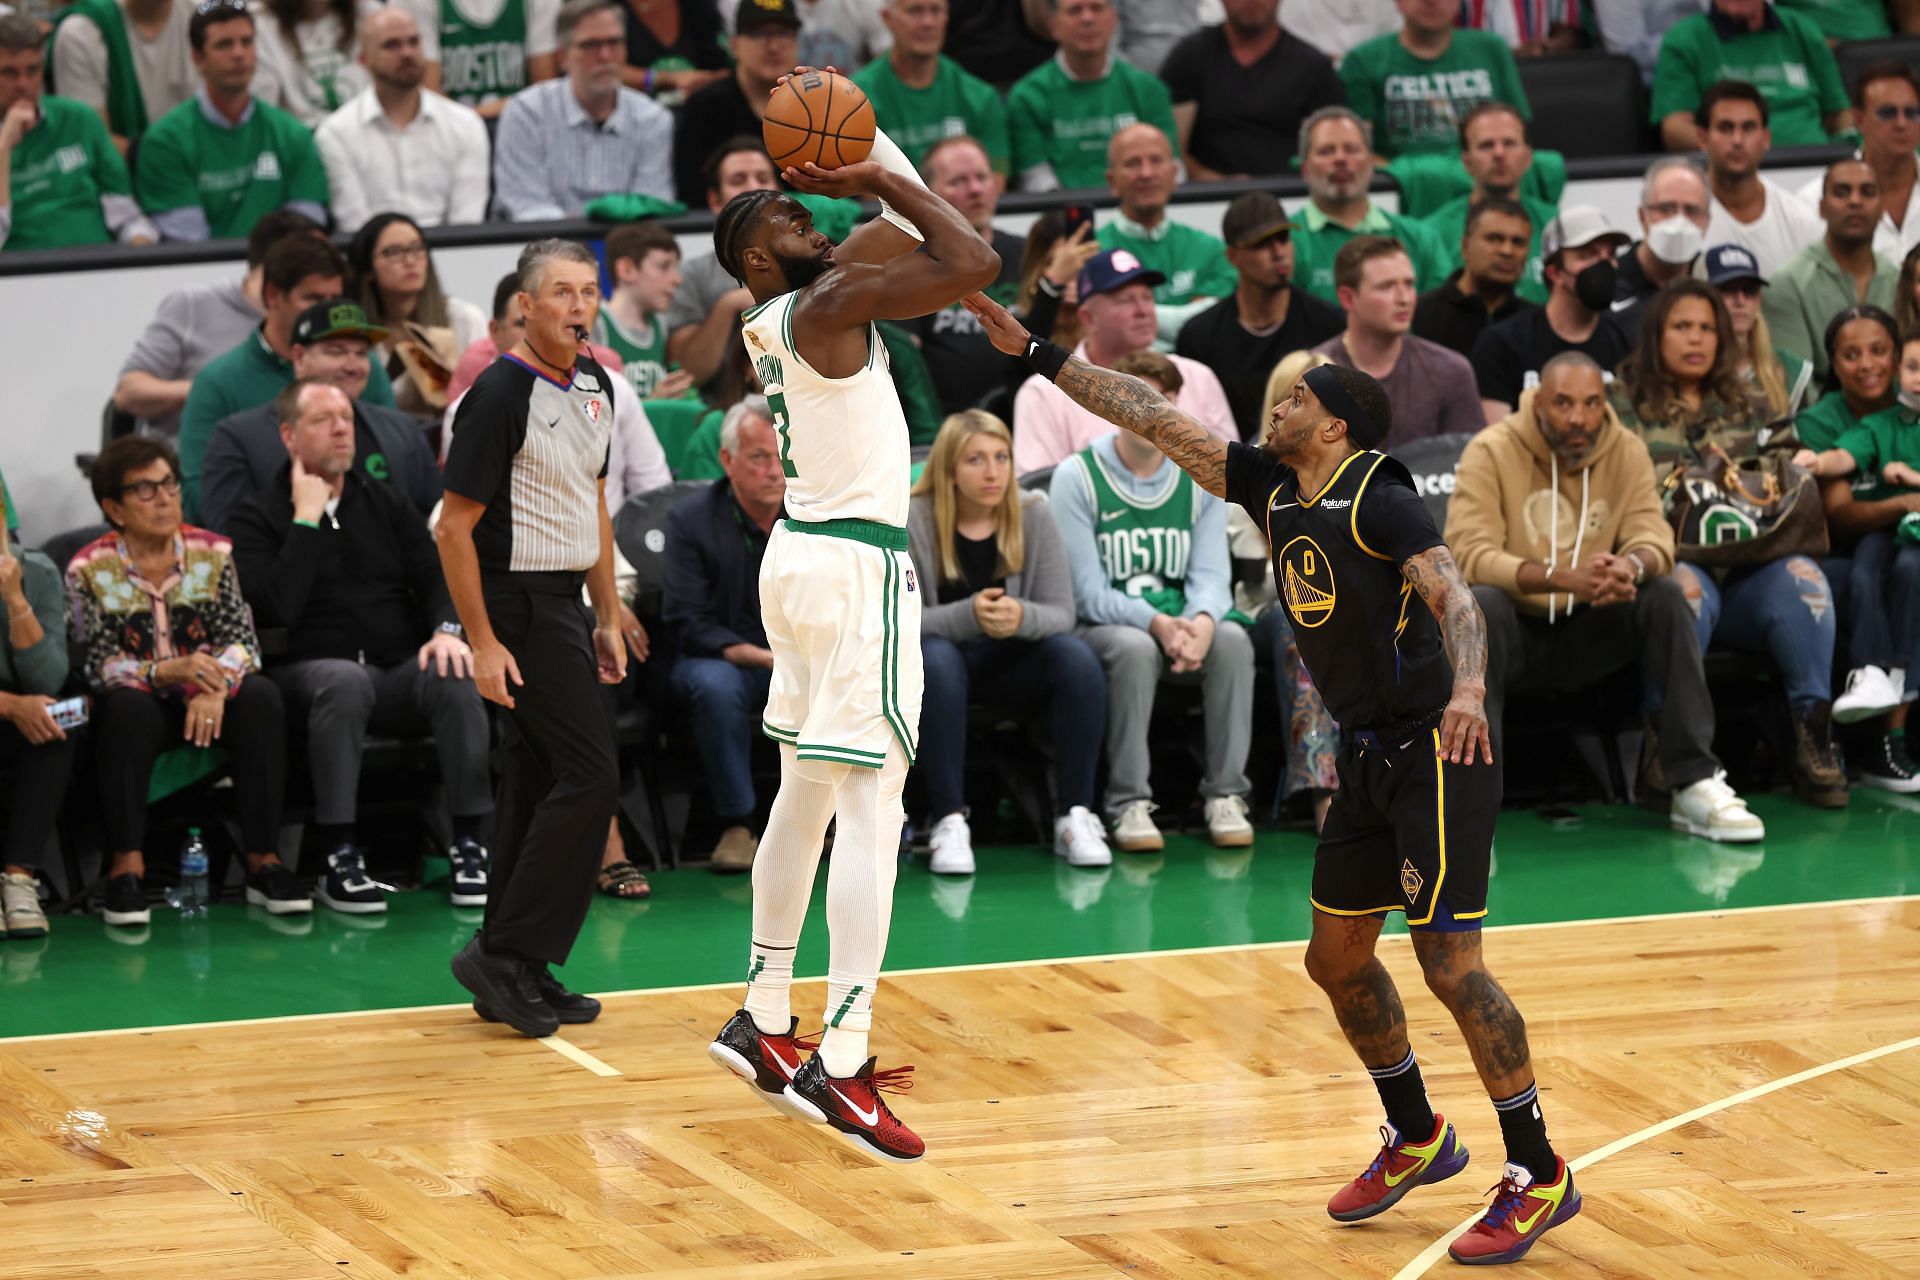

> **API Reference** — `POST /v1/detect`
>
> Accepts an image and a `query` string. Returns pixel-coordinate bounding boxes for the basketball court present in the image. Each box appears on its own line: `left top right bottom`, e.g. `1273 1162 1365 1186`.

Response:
2 794 1916 1277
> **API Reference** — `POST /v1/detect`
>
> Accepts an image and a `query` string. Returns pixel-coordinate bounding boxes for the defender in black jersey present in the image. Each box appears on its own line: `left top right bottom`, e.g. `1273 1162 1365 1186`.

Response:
963 292 1582 1267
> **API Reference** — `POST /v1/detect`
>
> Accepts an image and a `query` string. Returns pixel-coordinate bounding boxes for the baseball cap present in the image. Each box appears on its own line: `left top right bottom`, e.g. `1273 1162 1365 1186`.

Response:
735 0 801 33
292 298 390 347
1540 206 1632 262
1221 191 1293 249
1077 248 1167 302
1703 243 1767 288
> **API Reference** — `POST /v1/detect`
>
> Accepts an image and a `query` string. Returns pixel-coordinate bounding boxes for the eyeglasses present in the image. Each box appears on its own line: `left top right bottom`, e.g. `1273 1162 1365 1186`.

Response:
1645 200 1709 221
118 476 182 502
377 242 429 262
573 35 624 55
1874 104 1920 123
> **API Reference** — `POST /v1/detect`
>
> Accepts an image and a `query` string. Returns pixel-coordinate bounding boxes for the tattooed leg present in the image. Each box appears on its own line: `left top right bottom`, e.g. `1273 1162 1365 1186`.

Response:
1412 930 1535 1097
1305 911 1413 1069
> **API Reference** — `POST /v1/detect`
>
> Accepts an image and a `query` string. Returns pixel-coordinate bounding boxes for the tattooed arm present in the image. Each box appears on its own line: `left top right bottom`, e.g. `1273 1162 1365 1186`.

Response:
1401 544 1493 766
962 292 1227 496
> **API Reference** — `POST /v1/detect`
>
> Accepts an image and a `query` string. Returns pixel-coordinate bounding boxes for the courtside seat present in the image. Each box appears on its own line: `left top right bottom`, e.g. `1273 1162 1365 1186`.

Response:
1515 52 1651 158
1834 36 1920 97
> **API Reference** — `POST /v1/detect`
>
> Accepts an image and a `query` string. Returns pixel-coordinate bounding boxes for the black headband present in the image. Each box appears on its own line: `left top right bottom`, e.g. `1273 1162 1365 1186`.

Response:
1302 365 1383 449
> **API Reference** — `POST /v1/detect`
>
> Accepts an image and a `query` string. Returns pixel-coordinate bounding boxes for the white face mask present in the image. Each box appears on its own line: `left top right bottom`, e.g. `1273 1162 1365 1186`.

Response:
1898 385 1920 413
1645 214 1704 266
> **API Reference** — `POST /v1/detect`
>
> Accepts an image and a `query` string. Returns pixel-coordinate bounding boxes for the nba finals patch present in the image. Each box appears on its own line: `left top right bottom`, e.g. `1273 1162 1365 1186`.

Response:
1400 860 1423 902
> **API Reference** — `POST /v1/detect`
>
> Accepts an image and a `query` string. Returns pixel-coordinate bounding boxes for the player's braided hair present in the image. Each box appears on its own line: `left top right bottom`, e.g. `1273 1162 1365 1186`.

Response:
714 189 787 284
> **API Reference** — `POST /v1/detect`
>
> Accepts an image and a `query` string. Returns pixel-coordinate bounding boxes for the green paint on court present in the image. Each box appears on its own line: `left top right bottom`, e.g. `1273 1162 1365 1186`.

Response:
0 792 1913 1040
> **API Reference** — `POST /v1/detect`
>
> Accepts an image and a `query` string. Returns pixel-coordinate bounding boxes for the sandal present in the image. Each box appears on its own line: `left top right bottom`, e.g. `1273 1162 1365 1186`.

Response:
598 860 651 899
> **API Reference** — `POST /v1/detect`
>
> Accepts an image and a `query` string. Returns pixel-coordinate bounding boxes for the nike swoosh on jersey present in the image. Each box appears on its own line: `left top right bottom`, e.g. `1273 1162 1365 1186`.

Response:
830 1085 880 1126
1099 510 1125 522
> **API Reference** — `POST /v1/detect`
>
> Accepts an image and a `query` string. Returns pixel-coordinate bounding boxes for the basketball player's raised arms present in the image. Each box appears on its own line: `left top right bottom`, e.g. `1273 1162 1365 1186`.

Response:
961 292 1227 497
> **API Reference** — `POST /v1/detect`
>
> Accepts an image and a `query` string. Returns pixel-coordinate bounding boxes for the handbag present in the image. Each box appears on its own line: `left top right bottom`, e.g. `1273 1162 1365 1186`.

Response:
1661 440 1829 567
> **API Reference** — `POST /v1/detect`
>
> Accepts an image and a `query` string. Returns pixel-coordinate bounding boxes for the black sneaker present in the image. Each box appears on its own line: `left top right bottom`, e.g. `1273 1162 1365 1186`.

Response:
451 934 558 1037
476 964 601 1025
101 872 150 926
448 837 489 906
1857 732 1920 793
244 861 312 915
707 1008 817 1114
315 844 390 914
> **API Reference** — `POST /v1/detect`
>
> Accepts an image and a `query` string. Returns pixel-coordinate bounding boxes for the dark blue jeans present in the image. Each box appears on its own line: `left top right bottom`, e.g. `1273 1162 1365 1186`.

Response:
1676 556 1836 711
918 632 1107 819
669 657 773 821
1842 530 1920 677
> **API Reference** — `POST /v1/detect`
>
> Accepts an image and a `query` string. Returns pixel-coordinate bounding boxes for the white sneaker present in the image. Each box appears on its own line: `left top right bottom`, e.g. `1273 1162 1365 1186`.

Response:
927 812 975 875
1109 800 1164 852
1670 770 1766 843
1834 665 1902 724
1204 795 1255 847
1052 806 1112 867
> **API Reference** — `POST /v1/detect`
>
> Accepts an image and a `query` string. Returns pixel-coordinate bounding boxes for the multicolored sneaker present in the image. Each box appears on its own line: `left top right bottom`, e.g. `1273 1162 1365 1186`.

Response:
707 1009 817 1115
782 1055 925 1163
1447 1157 1581 1266
1327 1115 1471 1222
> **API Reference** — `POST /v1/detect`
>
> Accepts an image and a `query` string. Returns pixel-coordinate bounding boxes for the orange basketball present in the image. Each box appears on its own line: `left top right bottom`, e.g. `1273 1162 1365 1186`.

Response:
762 70 876 171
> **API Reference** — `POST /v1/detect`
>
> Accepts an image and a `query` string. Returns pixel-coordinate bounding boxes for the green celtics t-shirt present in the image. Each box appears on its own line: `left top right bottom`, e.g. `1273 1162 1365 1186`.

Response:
134 97 329 240
1339 29 1530 159
1425 192 1561 305
1290 201 1452 304
440 0 527 107
854 54 1010 174
592 310 686 399
1651 9 1847 148
1097 215 1236 307
1007 58 1180 191
1078 442 1197 616
1776 0 1890 42
4 95 126 252
1836 406 1920 502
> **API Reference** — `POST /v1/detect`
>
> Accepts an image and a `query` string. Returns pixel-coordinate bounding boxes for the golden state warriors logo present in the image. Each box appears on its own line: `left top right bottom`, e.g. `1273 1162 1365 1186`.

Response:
1279 535 1336 629
1401 859 1424 902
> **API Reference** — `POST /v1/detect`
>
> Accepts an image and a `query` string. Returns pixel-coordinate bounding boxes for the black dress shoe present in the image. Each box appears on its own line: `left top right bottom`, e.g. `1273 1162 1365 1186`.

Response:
476 964 601 1025
451 935 558 1037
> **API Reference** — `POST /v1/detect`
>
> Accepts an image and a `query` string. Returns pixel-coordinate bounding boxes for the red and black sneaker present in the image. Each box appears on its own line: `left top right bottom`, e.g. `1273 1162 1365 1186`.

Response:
1327 1115 1471 1222
783 1055 925 1163
707 1009 817 1116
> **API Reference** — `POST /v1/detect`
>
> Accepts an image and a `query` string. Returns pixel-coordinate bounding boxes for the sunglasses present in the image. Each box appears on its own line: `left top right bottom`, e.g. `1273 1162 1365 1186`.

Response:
1873 104 1920 123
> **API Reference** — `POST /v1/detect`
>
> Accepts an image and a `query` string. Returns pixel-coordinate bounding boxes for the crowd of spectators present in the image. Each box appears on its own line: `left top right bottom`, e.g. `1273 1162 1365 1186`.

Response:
5 0 1920 937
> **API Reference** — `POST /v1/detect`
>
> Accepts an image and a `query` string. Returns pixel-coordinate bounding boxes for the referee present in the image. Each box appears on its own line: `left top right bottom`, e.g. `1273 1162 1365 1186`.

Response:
436 237 628 1038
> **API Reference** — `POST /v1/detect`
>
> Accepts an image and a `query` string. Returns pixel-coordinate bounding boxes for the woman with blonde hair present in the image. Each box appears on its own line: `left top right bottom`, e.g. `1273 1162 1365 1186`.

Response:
907 410 1109 873
1245 349 1341 826
1704 247 1812 418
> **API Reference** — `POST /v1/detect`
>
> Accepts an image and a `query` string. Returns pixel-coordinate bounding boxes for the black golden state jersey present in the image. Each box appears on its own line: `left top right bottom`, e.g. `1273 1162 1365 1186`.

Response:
1225 442 1453 731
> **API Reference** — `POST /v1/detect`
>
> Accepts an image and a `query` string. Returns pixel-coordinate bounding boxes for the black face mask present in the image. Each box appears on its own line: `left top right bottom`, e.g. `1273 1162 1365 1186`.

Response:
1572 259 1618 312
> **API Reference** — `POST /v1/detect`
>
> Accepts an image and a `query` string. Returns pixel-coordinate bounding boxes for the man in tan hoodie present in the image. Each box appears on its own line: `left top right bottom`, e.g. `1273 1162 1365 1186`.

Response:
1444 352 1764 842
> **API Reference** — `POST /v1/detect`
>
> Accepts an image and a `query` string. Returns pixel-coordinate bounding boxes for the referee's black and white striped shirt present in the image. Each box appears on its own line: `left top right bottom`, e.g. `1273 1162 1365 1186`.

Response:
444 353 613 574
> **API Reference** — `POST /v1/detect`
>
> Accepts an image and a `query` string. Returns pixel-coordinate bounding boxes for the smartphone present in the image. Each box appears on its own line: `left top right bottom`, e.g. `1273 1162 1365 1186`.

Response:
1061 204 1095 240
1537 805 1582 830
49 696 89 731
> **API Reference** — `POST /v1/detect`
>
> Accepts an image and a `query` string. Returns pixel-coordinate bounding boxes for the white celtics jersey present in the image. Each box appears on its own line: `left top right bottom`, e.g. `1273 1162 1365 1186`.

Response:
740 290 911 527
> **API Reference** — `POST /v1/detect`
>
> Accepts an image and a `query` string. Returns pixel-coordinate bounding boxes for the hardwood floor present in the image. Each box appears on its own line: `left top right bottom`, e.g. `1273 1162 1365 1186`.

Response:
2 898 1916 1278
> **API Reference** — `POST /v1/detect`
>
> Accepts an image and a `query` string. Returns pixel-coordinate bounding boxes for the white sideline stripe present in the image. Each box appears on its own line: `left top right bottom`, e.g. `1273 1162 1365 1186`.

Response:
1389 1033 1920 1278
539 1035 622 1077
2 893 1914 1046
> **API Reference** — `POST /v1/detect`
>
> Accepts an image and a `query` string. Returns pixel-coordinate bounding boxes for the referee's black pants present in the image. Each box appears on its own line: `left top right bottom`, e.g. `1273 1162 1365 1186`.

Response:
482 574 619 967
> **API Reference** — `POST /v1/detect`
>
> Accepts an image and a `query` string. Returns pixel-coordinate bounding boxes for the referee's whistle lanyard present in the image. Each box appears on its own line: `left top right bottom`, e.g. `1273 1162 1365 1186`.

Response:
521 334 578 382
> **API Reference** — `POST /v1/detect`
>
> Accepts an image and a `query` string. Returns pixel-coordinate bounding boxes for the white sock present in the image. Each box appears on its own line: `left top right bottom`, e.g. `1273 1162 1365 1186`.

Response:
743 745 840 1035
818 741 908 1077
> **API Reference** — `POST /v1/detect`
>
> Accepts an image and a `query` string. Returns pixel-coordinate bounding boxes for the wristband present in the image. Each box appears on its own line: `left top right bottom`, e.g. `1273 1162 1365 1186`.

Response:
292 517 320 529
643 66 654 93
1036 275 1064 299
1022 337 1070 381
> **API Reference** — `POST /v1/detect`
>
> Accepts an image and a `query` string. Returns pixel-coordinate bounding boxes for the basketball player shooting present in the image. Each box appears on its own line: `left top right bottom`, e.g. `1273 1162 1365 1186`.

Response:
703 107 1001 1164
965 292 1582 1266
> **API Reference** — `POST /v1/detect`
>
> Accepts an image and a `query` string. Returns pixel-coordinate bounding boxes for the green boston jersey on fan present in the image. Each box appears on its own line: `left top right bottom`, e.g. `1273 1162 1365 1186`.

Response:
1651 8 1847 148
1425 192 1561 305
1776 0 1890 43
592 310 680 399
439 0 527 106
1071 442 1198 615
1339 29 1530 159
1835 406 1920 503
853 54 1010 174
1290 201 1451 304
134 97 329 240
4 96 127 252
1007 58 1179 191
1097 215 1236 307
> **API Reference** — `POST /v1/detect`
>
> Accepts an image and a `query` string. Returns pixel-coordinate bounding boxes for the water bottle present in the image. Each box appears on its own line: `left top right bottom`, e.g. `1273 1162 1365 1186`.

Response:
178 827 210 918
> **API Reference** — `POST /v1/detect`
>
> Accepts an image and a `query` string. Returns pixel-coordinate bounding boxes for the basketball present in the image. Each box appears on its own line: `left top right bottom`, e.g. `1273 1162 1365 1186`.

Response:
762 69 876 171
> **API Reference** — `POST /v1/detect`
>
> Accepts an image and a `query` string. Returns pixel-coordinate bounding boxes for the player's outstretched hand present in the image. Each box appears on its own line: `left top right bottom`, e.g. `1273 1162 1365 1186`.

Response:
1439 691 1493 767
782 159 886 199
961 292 1031 356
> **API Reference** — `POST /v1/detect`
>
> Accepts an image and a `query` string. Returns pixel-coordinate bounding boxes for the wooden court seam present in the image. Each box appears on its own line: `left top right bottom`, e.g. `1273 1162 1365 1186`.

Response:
2 892 1914 1047
1389 1031 1920 1278
538 1034 623 1076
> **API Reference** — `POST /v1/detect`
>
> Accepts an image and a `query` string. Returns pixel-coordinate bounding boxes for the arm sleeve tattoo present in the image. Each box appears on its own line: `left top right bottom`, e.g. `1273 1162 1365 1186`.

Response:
1401 545 1487 691
1052 355 1228 497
